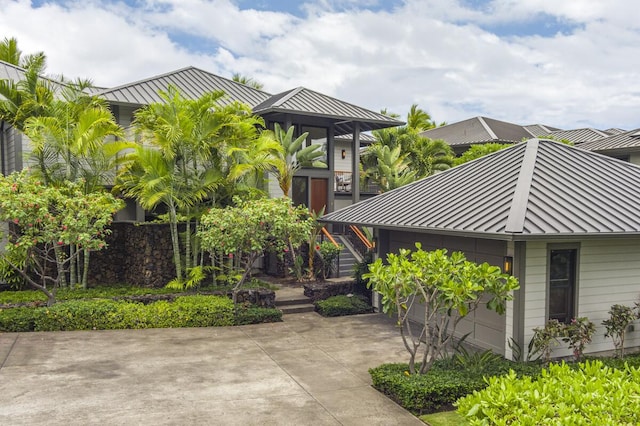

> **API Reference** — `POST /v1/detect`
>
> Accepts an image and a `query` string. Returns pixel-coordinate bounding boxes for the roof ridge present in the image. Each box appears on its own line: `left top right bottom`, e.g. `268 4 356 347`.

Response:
269 86 303 107
478 116 498 139
504 139 540 233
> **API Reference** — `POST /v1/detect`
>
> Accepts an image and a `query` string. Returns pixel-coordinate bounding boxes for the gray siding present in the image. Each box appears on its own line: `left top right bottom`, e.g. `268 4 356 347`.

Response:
388 231 508 354
522 239 640 358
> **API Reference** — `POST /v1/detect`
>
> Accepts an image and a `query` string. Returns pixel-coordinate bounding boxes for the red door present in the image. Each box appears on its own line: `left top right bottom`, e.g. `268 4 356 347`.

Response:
310 178 328 214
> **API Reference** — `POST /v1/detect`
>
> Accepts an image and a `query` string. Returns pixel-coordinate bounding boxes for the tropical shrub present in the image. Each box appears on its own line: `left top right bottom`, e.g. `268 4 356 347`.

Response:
456 360 640 425
369 359 542 415
316 241 342 279
561 316 596 361
529 319 564 362
315 294 371 317
234 307 282 325
0 295 235 332
364 244 519 374
602 304 640 358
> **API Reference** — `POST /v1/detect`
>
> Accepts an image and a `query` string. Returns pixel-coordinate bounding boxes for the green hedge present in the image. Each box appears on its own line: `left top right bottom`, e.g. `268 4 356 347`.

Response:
315 294 372 317
0 295 236 332
234 307 282 325
456 360 640 425
369 359 543 415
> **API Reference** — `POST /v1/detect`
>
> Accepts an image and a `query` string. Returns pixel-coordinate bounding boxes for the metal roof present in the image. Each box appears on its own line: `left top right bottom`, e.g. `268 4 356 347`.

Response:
95 66 271 108
420 116 536 147
548 128 610 144
322 139 640 240
523 124 562 137
0 59 68 98
252 87 403 135
335 132 376 143
578 128 640 153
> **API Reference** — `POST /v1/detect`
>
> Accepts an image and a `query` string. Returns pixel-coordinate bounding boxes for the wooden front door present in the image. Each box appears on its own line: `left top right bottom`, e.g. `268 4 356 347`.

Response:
310 178 328 214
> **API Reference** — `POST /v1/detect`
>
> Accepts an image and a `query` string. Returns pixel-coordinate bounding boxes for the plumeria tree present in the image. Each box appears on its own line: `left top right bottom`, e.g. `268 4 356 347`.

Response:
0 172 124 305
198 197 315 302
364 244 519 374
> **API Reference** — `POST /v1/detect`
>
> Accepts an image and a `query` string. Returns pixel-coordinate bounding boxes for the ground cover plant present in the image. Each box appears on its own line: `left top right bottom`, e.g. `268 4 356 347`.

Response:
456 360 640 425
314 294 372 317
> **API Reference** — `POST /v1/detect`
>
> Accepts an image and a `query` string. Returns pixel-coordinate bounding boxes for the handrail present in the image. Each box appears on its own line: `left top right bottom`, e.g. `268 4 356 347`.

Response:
349 225 373 249
321 227 340 248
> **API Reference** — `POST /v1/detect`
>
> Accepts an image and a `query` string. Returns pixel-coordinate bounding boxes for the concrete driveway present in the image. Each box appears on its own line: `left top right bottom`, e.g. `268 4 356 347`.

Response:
0 313 423 425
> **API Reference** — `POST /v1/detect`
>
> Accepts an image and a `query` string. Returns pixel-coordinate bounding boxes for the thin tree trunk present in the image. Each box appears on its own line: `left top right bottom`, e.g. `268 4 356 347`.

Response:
185 211 191 271
82 248 90 289
53 245 67 288
168 205 182 280
69 244 77 288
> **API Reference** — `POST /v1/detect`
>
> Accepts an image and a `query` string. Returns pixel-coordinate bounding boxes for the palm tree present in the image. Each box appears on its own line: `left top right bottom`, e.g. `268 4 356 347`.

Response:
23 92 125 288
231 73 264 90
406 104 436 132
365 145 417 192
268 123 326 197
119 86 274 281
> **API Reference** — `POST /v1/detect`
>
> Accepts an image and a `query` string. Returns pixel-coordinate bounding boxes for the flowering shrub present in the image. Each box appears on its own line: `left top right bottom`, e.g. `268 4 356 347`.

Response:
602 304 640 358
0 172 123 305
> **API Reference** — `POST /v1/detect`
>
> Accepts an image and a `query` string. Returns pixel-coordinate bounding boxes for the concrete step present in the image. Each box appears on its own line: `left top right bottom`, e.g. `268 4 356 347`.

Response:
275 295 313 307
279 303 316 314
275 286 315 314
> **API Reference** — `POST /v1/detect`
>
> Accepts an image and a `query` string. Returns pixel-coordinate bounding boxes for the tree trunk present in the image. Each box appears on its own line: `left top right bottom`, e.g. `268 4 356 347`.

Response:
54 245 67 288
184 212 191 271
82 248 90 289
69 244 77 288
168 205 182 280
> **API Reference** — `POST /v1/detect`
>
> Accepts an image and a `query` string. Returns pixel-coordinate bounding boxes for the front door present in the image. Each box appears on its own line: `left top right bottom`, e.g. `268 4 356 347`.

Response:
310 178 328 214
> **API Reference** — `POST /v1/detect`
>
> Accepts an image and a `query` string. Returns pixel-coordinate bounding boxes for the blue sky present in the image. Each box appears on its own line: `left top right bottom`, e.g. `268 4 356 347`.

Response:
2 0 639 130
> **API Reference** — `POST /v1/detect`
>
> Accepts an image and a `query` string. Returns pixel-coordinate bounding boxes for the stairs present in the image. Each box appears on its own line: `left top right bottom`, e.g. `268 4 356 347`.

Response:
275 286 315 314
336 235 362 279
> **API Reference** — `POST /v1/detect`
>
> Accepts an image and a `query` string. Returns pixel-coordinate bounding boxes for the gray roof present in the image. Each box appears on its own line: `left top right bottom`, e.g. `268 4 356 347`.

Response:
578 128 640 154
322 139 640 240
95 66 271 108
523 124 562 137
0 59 68 97
335 132 376 143
253 87 402 135
548 128 610 144
420 116 538 148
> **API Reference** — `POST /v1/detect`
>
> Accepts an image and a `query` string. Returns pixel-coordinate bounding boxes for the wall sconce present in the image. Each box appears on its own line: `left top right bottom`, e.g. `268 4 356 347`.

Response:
503 256 513 276
341 149 346 159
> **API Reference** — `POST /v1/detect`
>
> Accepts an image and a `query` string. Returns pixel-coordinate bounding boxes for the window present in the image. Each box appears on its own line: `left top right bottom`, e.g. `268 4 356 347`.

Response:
548 248 578 324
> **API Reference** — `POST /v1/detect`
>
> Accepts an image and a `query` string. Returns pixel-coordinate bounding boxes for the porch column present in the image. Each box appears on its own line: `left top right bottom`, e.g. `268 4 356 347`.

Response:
327 126 335 213
352 123 360 204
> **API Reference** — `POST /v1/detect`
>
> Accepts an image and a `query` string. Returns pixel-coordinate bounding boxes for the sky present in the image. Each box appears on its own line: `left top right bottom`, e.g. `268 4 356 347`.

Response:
1 0 639 130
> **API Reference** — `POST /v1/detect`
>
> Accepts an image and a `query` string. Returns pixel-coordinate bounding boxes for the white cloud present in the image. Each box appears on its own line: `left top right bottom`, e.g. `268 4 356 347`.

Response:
0 0 639 129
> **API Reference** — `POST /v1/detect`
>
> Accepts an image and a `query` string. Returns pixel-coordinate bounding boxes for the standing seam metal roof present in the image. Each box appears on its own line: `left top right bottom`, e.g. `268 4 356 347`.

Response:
420 116 538 146
321 139 640 239
94 66 271 108
577 128 640 153
252 87 402 133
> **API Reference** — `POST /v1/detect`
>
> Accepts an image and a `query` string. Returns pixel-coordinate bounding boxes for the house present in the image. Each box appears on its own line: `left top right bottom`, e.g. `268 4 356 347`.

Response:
420 116 618 155
0 61 403 217
578 128 640 165
322 138 640 359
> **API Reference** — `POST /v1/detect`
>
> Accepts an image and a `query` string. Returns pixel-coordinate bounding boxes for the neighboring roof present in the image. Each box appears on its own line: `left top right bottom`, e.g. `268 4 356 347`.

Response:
523 124 562 137
420 116 536 147
0 59 68 97
578 128 640 154
322 139 640 240
604 128 627 135
335 133 376 143
252 87 403 135
548 128 611 144
95 66 271 108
